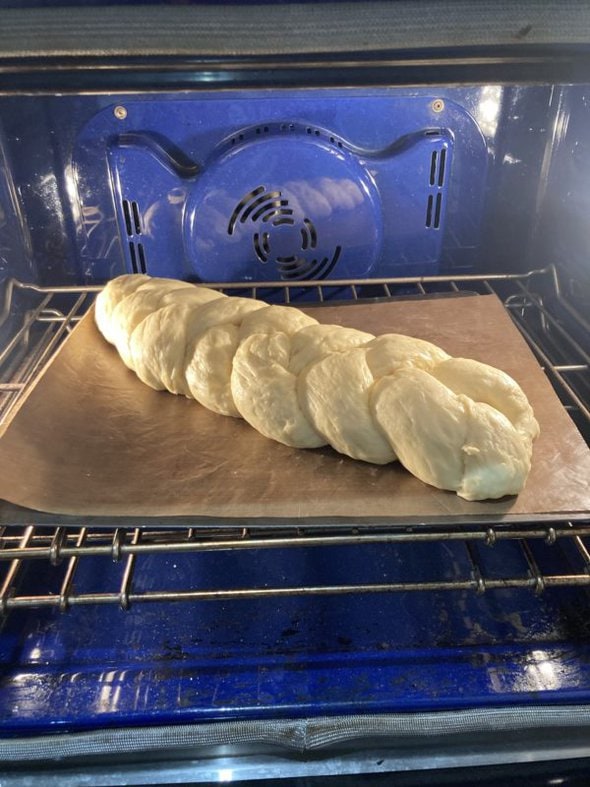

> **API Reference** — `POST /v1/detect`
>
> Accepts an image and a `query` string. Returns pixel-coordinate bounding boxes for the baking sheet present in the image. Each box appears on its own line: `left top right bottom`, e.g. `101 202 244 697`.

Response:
0 294 589 525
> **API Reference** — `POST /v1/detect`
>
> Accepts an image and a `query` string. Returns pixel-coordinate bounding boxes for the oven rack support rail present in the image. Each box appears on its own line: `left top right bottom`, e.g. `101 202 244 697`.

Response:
0 265 588 611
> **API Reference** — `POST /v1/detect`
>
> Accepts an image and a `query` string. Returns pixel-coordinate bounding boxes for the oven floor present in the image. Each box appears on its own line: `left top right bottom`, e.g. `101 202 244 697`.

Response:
1 537 590 734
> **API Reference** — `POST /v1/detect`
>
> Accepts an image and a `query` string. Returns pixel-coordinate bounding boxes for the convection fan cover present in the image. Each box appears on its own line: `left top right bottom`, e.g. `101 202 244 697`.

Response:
72 93 488 283
183 126 381 282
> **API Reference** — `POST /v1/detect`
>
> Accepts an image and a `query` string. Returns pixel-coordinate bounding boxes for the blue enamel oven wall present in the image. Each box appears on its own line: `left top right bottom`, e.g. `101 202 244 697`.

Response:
0 84 570 287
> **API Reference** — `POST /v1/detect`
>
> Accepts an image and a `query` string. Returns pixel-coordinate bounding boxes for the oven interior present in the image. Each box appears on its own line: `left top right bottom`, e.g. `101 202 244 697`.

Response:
0 79 589 779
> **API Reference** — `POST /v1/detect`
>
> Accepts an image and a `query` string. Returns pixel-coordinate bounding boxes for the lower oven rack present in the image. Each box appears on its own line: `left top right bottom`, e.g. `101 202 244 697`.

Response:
0 265 588 611
0 519 590 611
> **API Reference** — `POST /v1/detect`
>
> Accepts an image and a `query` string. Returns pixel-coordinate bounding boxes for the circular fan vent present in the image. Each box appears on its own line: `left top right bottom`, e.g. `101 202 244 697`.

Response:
227 186 340 280
183 124 382 282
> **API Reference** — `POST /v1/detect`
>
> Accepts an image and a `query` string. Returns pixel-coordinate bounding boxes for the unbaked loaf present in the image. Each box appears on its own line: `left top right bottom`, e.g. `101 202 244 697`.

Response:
95 274 540 501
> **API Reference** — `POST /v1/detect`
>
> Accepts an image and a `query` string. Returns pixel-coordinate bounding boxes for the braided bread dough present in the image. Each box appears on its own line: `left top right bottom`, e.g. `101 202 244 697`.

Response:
95 274 539 500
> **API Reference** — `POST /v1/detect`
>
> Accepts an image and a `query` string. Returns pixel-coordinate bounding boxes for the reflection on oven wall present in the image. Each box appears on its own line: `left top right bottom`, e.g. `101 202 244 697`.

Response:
531 84 590 287
0 123 33 284
0 84 555 287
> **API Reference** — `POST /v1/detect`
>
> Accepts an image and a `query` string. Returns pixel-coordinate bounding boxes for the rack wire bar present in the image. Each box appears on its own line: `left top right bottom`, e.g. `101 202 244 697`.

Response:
514 280 590 365
0 519 586 611
548 264 590 334
2 569 590 611
58 527 87 612
0 522 590 560
0 266 578 303
206 267 559 291
511 317 590 423
0 265 588 611
0 292 52 366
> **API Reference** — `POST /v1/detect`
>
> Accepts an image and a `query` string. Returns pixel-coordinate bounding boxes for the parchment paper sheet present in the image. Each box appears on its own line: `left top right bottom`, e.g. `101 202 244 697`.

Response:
0 294 588 525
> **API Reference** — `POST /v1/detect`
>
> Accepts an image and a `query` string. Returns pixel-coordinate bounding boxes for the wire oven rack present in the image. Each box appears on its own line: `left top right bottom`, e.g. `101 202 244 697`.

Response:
0 265 588 612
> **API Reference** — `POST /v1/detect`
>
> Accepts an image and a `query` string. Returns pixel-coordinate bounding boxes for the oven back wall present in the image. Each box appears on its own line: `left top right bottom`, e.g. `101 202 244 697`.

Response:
0 85 564 287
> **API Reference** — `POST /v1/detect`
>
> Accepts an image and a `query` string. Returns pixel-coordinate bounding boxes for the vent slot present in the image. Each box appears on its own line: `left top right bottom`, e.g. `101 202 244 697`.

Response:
137 242 147 273
122 199 133 236
228 186 341 281
252 202 290 224
438 148 447 187
228 187 292 235
225 123 344 152
429 151 437 186
129 241 138 273
227 185 265 233
425 194 434 228
129 241 147 274
260 204 290 223
253 232 270 263
425 193 443 229
241 192 283 224
280 246 341 281
433 193 442 229
131 201 142 234
426 146 447 229
122 198 143 236
301 218 317 249
122 198 148 273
